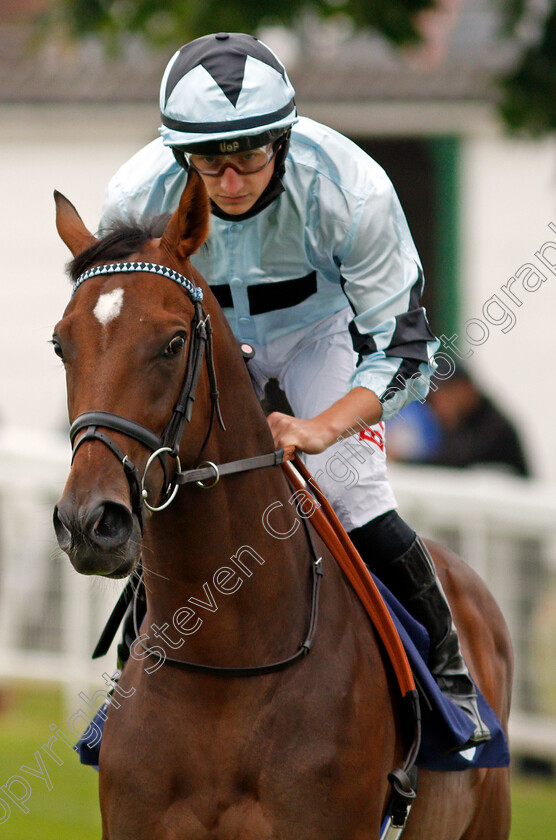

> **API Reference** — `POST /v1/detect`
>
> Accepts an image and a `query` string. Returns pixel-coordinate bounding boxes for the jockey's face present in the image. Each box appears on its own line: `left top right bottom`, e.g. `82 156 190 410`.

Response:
194 152 276 215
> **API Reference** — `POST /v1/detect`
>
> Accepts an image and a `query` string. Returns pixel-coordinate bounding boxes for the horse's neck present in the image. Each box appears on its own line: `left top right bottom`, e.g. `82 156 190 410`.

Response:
142 363 311 660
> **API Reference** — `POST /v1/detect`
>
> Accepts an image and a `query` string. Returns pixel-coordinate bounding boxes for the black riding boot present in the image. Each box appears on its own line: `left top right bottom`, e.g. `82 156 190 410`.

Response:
387 535 491 746
350 513 491 748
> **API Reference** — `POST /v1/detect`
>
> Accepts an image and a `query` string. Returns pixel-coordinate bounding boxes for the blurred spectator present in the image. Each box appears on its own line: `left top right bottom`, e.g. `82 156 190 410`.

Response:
384 400 442 463
387 366 531 476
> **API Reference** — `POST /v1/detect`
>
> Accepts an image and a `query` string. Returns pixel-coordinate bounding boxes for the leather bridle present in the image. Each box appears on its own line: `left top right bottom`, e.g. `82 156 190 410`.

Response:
79 260 320 679
69 261 284 532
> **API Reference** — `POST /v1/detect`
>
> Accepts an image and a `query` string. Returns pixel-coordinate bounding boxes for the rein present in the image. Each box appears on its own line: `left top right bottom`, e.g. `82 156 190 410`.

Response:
134 548 323 677
69 261 284 528
127 473 325 676
92 460 324 676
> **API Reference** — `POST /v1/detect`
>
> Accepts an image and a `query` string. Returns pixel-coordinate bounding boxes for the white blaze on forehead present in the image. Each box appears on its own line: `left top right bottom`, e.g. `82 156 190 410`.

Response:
93 288 124 326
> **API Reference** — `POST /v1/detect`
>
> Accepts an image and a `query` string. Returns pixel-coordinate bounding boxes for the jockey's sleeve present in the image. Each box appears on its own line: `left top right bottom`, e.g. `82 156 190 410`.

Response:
99 139 185 234
337 170 440 421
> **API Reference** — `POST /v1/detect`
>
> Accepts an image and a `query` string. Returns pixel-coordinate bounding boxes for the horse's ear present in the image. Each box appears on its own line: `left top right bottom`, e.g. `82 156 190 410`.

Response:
160 170 210 259
54 190 98 256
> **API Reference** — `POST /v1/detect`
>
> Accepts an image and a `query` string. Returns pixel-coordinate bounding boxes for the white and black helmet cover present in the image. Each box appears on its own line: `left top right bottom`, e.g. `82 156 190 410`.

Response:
159 32 298 154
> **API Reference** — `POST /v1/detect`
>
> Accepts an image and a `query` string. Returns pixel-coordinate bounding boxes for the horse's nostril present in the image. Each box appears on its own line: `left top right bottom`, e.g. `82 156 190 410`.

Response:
89 501 133 547
54 499 134 555
53 505 72 552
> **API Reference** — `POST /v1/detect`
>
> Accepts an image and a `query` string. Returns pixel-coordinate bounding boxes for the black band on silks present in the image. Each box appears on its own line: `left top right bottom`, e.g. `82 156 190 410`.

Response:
209 271 317 316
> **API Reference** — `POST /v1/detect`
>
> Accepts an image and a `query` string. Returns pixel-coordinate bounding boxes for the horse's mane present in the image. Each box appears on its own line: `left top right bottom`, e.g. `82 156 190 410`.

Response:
68 215 171 281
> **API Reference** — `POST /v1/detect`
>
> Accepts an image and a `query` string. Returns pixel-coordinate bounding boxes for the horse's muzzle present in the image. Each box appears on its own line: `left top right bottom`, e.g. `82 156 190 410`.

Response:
53 498 141 577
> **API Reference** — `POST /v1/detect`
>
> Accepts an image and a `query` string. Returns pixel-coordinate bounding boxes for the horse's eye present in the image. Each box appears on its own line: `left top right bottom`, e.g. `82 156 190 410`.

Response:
51 338 64 361
164 334 186 357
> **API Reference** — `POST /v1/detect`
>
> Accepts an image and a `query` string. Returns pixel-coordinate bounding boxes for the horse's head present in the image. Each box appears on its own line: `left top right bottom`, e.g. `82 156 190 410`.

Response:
52 173 215 577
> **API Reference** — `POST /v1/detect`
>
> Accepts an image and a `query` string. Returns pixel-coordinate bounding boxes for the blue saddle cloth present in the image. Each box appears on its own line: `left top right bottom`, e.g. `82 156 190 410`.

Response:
78 578 510 773
374 576 510 771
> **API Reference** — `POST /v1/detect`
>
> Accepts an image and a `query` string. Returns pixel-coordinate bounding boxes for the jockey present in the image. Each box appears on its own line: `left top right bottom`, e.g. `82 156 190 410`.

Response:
100 32 490 747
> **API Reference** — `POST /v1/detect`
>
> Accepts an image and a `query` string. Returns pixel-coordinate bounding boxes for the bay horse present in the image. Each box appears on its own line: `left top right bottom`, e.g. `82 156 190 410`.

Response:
52 172 512 840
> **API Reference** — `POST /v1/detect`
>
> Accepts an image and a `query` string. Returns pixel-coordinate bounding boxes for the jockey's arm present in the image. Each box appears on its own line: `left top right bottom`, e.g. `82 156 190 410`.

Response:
267 386 382 455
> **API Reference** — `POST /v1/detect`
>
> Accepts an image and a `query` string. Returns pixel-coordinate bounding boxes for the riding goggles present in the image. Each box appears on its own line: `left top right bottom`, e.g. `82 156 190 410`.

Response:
185 144 275 177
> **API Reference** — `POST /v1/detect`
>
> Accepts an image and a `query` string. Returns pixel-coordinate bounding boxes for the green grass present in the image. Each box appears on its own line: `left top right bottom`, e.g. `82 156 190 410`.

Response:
511 775 556 837
0 682 100 839
0 683 554 838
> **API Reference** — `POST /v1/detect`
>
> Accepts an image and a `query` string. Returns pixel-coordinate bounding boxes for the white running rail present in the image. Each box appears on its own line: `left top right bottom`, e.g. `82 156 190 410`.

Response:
1 427 556 759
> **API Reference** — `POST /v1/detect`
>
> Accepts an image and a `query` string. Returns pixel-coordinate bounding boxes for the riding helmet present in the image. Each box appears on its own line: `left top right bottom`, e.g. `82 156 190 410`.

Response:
159 32 298 156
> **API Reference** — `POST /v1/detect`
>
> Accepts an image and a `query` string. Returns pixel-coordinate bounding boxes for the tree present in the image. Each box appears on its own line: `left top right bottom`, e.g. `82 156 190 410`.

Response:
35 0 556 134
499 1 556 135
35 0 439 50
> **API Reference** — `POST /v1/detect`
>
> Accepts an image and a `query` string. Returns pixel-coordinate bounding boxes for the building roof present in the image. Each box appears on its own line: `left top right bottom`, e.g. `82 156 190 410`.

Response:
0 1 517 106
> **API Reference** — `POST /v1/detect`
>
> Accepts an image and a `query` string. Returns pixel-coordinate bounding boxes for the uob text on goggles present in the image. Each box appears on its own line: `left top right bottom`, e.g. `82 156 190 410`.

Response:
186 144 275 177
